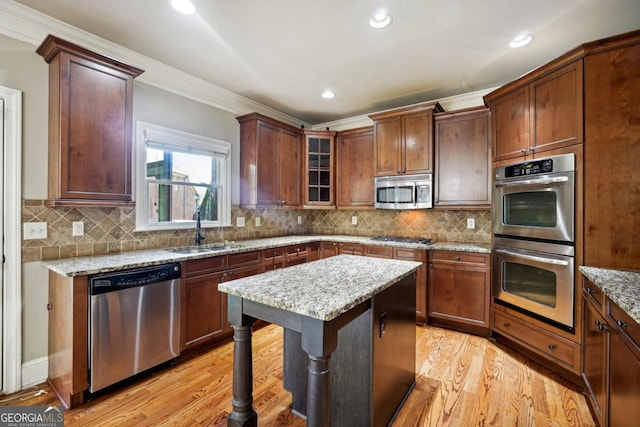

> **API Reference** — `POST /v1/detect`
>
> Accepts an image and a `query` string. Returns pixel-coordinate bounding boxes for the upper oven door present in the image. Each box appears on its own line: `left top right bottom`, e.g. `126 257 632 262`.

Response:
493 171 574 242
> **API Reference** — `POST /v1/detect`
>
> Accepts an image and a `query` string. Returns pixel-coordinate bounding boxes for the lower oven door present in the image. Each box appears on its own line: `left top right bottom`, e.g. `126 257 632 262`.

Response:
492 238 574 329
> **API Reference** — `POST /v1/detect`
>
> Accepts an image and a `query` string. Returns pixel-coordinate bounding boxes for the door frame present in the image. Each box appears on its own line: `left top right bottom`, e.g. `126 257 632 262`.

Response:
1 86 22 394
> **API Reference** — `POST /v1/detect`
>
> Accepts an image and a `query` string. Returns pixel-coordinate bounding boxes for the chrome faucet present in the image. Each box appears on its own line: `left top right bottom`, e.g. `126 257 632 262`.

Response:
195 210 205 246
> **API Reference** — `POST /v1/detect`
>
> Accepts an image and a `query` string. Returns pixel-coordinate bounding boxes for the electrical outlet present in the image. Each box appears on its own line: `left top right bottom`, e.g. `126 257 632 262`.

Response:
467 218 476 229
236 216 245 227
352 216 358 225
24 222 47 240
297 215 302 225
72 221 84 236
255 217 261 227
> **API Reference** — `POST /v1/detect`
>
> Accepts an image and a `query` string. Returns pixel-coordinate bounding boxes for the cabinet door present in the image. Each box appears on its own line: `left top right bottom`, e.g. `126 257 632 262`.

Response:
582 297 608 427
530 60 583 154
374 117 402 176
320 242 339 258
491 86 530 161
428 262 489 327
304 131 336 207
181 272 226 350
608 330 640 427
394 248 427 324
434 108 491 208
403 110 433 174
336 128 374 208
256 121 281 205
280 128 302 206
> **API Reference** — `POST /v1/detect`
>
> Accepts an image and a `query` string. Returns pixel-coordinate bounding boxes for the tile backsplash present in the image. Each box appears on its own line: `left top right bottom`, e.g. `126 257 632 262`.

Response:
21 199 490 262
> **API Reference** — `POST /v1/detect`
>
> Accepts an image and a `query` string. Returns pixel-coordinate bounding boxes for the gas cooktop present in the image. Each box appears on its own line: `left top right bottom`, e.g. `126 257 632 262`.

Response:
370 236 433 245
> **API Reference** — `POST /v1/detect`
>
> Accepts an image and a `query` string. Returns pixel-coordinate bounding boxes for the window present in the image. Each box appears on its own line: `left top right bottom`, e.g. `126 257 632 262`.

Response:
135 122 231 231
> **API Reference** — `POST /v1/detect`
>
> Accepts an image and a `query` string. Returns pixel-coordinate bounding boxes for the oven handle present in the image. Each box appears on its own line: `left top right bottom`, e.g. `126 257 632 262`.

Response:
495 249 570 266
494 176 569 187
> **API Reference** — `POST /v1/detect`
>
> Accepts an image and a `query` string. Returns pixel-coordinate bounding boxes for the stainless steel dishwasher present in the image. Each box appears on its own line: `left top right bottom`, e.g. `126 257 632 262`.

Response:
89 263 181 392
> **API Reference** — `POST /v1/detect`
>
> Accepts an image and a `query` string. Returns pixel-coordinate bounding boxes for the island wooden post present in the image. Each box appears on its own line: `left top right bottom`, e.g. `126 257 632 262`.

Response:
227 295 257 427
301 317 339 427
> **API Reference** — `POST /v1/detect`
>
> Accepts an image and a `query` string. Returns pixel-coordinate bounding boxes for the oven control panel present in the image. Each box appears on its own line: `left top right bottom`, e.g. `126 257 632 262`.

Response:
505 158 553 178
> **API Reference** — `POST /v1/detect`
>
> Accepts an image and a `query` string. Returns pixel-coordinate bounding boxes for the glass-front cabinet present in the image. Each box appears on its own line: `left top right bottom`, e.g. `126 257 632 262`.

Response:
303 130 337 207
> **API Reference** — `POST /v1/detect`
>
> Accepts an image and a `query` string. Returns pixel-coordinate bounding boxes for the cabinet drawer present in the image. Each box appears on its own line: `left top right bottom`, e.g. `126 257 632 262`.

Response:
582 277 605 309
339 243 364 255
228 250 261 268
395 248 426 261
262 247 286 260
429 250 489 266
493 310 579 372
183 256 227 277
609 302 640 349
364 245 394 258
224 263 262 281
284 244 309 258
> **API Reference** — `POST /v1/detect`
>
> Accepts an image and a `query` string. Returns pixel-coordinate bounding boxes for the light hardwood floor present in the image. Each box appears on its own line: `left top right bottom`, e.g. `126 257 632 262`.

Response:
2 324 595 426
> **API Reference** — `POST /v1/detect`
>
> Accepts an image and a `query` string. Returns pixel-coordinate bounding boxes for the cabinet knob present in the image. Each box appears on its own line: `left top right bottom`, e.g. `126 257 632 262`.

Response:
455 256 460 261
547 344 556 350
503 322 510 328
616 319 629 329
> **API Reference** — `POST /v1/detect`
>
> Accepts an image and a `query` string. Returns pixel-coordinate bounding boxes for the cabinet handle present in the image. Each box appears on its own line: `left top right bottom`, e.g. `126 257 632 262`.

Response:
529 147 535 152
595 319 610 331
47 303 52 311
520 148 527 154
616 319 629 329
455 256 460 261
503 322 510 328
547 344 556 350
585 287 594 294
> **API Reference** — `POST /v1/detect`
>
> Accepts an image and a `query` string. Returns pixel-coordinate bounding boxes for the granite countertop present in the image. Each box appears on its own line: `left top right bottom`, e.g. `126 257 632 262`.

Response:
219 254 422 321
43 234 490 277
580 266 640 324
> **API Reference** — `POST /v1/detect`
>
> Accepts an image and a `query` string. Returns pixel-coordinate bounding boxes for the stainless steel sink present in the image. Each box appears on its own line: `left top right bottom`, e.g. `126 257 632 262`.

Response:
167 243 243 254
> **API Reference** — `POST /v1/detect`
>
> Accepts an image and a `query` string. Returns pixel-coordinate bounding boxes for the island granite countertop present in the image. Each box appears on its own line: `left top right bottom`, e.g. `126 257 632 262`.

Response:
43 234 490 277
580 266 640 324
219 254 422 321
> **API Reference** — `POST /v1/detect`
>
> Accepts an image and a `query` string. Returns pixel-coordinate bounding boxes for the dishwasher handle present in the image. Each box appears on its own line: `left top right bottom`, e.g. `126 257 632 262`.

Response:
89 263 181 295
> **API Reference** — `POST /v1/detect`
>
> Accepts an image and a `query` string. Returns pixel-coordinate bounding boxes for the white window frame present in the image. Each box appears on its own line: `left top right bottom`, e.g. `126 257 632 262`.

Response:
135 121 231 231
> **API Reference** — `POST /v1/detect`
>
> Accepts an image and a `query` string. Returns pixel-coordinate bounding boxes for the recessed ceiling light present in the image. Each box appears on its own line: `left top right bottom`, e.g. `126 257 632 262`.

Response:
509 33 534 48
171 0 196 15
369 10 392 29
321 90 336 99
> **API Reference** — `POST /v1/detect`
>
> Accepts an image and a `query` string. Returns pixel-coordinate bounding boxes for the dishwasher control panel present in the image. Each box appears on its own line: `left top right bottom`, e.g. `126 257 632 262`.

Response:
89 263 181 295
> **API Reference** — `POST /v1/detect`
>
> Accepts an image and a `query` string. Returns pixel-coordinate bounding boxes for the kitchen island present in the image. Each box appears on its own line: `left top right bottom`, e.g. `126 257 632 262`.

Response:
219 254 422 427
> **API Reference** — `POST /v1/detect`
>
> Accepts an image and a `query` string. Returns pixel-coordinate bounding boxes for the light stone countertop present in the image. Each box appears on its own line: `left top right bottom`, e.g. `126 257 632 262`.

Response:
43 234 490 277
219 254 422 321
580 266 640 324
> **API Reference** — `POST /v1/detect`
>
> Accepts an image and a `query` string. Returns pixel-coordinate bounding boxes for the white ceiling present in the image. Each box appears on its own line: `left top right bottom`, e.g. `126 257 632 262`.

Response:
9 0 640 124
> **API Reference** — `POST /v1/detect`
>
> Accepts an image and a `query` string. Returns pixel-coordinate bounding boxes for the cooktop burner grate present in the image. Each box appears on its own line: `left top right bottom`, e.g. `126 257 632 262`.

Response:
370 236 432 245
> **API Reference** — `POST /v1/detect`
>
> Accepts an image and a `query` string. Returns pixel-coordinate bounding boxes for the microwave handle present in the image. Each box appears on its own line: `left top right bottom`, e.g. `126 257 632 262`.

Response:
495 249 569 266
495 176 569 187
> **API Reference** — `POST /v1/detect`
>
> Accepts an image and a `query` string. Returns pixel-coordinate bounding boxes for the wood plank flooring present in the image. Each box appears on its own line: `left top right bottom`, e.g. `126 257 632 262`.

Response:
1 324 595 426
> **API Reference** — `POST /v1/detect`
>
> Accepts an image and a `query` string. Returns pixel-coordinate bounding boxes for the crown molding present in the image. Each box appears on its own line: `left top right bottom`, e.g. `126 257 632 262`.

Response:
0 0 310 128
312 87 496 131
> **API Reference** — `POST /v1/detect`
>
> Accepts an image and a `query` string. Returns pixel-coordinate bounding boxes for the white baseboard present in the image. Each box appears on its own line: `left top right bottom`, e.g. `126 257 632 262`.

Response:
22 356 48 388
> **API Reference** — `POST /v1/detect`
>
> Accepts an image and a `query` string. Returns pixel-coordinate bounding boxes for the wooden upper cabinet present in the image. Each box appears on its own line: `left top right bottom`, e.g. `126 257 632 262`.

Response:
37 35 144 207
237 113 302 208
303 130 337 208
369 101 443 176
584 34 640 270
336 127 374 208
434 107 491 208
485 60 583 162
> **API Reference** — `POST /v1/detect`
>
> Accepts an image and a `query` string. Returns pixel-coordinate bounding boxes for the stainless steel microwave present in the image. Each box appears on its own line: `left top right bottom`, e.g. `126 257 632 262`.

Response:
374 174 433 209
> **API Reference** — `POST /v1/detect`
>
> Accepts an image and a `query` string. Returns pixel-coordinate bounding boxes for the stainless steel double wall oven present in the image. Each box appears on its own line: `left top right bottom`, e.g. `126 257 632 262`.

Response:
492 154 576 330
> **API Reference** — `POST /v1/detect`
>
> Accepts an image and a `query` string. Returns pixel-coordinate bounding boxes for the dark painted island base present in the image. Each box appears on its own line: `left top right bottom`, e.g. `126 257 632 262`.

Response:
226 274 416 427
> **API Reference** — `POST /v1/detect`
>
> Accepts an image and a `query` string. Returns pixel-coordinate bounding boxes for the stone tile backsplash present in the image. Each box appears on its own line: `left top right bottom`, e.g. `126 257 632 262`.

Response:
21 199 490 262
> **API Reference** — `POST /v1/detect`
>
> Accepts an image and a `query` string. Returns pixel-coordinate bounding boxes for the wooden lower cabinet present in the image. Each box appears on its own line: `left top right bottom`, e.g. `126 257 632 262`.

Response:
339 242 364 255
428 251 490 336
181 271 227 351
393 248 427 325
582 278 640 427
320 241 339 258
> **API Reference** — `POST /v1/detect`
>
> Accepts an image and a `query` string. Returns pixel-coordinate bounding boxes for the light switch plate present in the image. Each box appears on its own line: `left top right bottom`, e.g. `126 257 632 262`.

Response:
297 216 302 225
255 217 261 227
352 216 358 225
236 216 245 227
467 218 475 229
24 222 47 240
